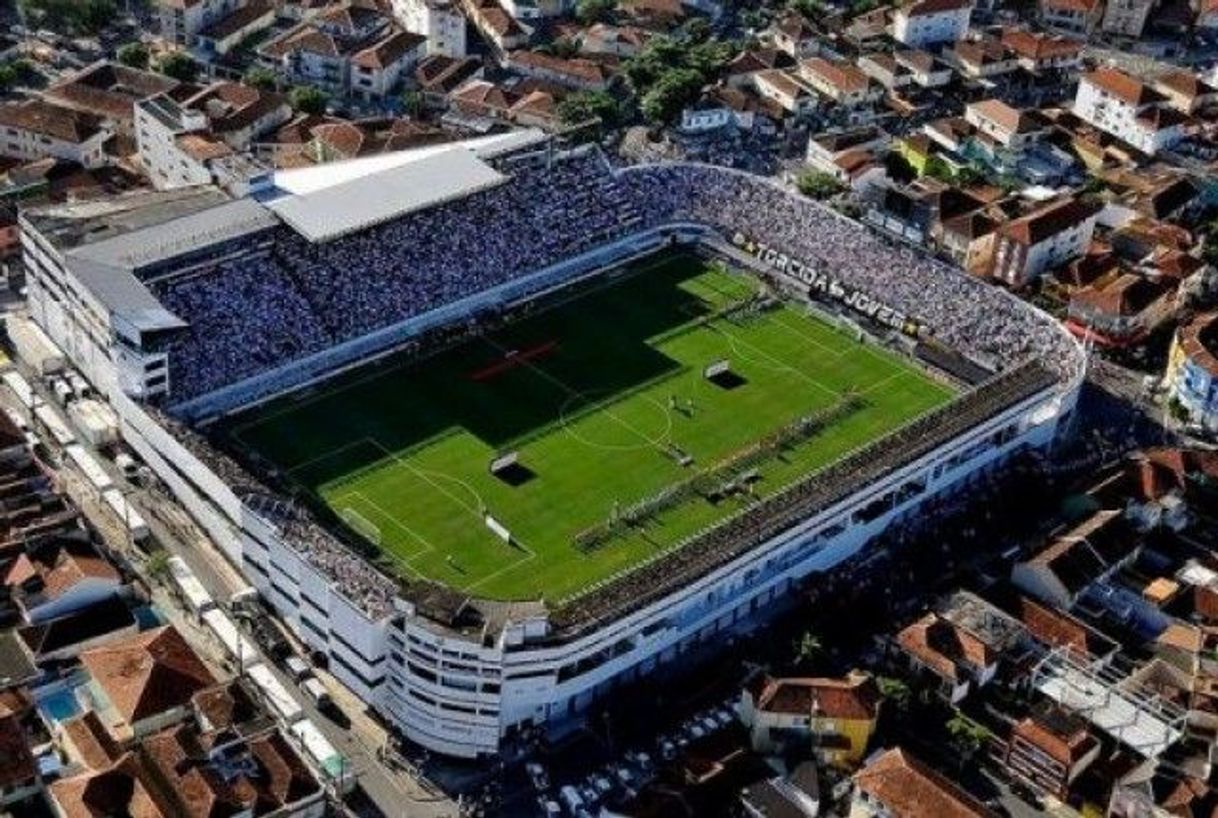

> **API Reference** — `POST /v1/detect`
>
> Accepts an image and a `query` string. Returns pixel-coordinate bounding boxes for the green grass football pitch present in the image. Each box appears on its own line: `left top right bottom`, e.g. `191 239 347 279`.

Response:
223 252 956 603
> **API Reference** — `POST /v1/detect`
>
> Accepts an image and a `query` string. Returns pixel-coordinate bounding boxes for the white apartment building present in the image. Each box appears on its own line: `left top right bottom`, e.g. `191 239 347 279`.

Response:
989 198 1102 287
392 0 468 58
155 0 246 46
0 100 109 169
135 94 268 193
893 0 973 48
1100 0 1154 37
1073 68 1188 155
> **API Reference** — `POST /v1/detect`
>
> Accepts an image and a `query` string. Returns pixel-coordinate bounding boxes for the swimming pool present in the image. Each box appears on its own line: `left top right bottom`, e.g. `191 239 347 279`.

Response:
36 688 82 723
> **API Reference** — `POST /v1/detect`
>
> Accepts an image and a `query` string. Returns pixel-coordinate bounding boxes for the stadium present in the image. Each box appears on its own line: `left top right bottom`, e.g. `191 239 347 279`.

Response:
17 130 1086 758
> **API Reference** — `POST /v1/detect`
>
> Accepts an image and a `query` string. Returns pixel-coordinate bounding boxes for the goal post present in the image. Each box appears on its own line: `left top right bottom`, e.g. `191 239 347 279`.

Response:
703 359 731 380
341 506 382 547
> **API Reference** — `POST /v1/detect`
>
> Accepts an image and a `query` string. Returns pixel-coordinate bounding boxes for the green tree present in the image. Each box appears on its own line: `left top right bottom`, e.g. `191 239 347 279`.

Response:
117 42 150 70
243 66 278 91
0 64 18 93
400 89 424 118
144 549 172 581
640 67 703 124
791 629 823 668
796 168 842 200
557 90 620 128
156 51 197 82
18 0 115 35
790 0 824 20
575 0 616 23
290 85 329 115
876 676 911 713
923 155 955 182
946 713 991 765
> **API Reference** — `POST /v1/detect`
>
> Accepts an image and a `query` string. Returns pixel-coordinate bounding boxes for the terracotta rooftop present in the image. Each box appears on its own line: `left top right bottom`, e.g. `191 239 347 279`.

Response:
896 612 995 682
899 0 974 17
1083 68 1167 108
750 671 881 720
1176 312 1218 379
80 625 216 726
1000 29 1083 62
853 747 998 818
801 57 870 94
1012 706 1098 767
45 61 179 122
0 99 105 144
999 197 1101 246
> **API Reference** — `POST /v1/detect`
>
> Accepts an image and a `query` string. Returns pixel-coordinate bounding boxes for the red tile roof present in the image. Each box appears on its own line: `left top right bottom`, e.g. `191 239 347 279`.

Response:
80 626 215 726
751 672 881 720
854 748 999 818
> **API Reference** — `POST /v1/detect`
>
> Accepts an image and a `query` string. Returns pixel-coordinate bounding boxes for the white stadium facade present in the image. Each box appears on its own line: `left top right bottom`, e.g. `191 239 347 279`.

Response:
17 131 1086 758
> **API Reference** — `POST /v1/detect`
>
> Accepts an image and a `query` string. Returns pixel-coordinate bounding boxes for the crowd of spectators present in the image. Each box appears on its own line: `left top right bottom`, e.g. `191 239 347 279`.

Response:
153 147 640 401
616 163 1084 382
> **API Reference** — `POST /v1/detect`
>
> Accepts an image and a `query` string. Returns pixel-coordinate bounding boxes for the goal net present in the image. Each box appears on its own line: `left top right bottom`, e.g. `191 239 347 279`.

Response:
341 506 382 547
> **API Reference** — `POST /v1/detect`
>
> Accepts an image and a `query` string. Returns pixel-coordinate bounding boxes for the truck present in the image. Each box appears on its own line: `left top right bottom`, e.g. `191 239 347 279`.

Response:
300 677 331 708
5 315 64 375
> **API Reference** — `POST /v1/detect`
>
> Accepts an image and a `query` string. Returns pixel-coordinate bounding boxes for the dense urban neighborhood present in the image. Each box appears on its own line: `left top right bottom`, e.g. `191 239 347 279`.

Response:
0 0 1217 816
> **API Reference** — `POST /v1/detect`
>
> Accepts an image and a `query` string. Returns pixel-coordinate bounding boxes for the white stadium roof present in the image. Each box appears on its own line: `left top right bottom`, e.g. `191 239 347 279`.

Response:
266 146 508 243
262 128 548 243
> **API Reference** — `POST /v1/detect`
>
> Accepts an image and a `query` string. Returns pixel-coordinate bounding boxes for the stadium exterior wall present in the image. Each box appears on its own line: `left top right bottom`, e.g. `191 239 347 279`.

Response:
18 200 1086 759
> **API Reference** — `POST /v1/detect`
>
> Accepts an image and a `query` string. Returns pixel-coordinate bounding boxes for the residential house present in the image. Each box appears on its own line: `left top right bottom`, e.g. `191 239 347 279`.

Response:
724 48 794 90
180 82 293 150
950 38 1018 79
579 23 651 57
465 0 531 53
307 117 451 162
1154 70 1218 116
807 126 891 187
44 61 180 137
858 53 912 91
4 539 122 624
1066 271 1176 346
851 747 999 818
259 4 426 100
1003 705 1101 800
80 625 217 742
1013 595 1120 666
1011 509 1141 609
895 611 999 702
415 54 484 105
194 1 277 59
988 196 1101 286
391 0 468 58
0 101 109 170
939 210 1000 273
999 29 1083 74
1100 0 1154 37
19 595 139 663
965 99 1049 151
754 70 817 115
1073 68 1188 156
1039 0 1102 36
772 13 821 59
505 51 612 91
799 58 879 107
135 94 266 193
741 762 820 818
892 0 974 48
895 49 952 88
739 671 881 764
154 0 246 47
